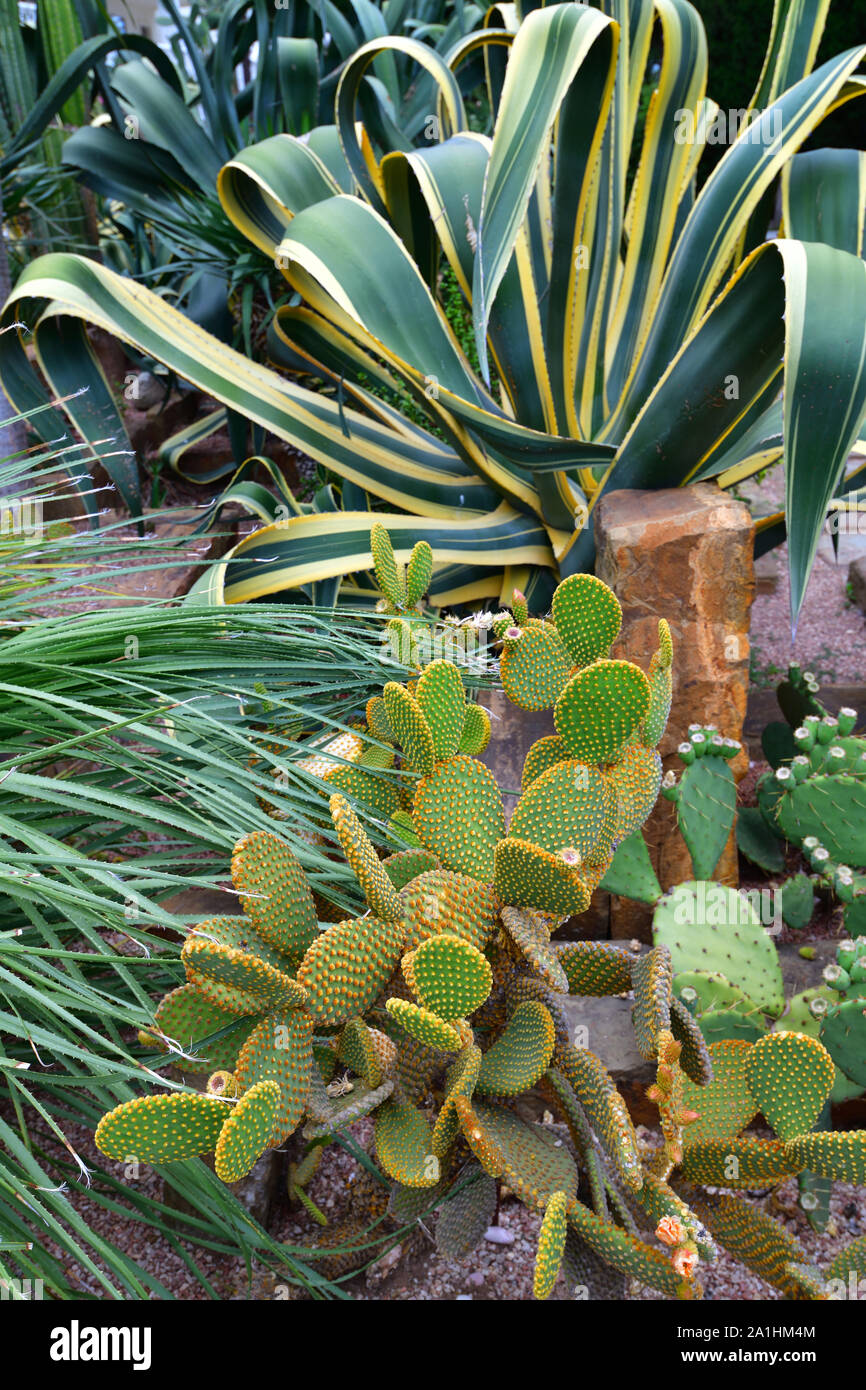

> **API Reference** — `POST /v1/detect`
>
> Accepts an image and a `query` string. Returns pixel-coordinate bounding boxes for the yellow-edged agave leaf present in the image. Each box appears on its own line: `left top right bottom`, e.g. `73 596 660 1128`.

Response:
217 133 346 258
781 147 866 255
206 507 553 606
471 2 617 381
336 36 467 213
4 2 865 628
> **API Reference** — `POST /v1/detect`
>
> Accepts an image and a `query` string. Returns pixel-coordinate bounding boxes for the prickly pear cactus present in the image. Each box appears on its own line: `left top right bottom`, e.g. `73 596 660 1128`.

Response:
94 530 866 1300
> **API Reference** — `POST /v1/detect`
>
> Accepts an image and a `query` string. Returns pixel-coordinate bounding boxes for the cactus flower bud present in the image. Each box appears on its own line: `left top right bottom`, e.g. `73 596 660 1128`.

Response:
836 939 858 971
838 707 858 735
678 742 696 766
851 957 866 985
823 963 850 991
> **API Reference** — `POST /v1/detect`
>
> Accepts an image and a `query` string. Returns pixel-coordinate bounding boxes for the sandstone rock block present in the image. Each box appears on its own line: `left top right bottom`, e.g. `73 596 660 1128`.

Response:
595 483 755 937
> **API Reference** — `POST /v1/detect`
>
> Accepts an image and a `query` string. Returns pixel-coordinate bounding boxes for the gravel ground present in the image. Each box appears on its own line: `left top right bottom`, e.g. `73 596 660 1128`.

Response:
19 1104 865 1303
741 460 866 686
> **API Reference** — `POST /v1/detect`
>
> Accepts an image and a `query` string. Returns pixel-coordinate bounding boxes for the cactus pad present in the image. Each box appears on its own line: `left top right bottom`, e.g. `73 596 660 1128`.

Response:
385 997 463 1051
365 695 395 743
605 745 663 844
680 1040 757 1144
182 970 269 1017
775 775 866 865
405 539 433 605
435 1166 497 1257
494 838 591 916
641 623 673 746
431 1043 482 1157
182 933 307 1014
565 1196 692 1298
681 1136 798 1186
500 907 569 992
370 522 405 605
555 940 634 996
327 760 402 818
630 946 673 1059
820 997 866 1087
652 883 784 1017
383 682 436 775
399 869 498 952
415 660 466 761
412 756 504 879
521 734 567 790
554 660 650 764
669 996 714 1086
785 1131 866 1183
298 915 404 1024
500 623 573 710
231 832 318 963
329 793 401 922
455 1095 577 1206
95 1092 227 1164
673 969 763 1019
235 1010 313 1143
374 1097 440 1187
745 1032 835 1140
213 1079 280 1183
458 703 491 755
676 757 737 880
403 932 492 1019
692 1194 814 1298
508 759 607 858
476 1001 556 1095
339 1017 387 1088
550 573 622 667
556 1043 643 1191
533 1190 569 1299
382 847 440 890
151 986 254 1074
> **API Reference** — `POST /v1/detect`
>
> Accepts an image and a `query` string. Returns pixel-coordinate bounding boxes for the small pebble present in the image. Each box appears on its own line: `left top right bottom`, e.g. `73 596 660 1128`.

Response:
467 1272 485 1286
456 1294 473 1301
484 1226 515 1245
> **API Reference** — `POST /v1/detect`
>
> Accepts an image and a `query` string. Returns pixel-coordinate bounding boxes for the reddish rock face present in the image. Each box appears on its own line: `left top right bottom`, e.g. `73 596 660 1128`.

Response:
595 483 755 937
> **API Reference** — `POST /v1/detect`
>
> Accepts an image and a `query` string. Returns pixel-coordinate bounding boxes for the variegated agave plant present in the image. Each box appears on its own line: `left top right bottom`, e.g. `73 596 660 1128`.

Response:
3 0 866 621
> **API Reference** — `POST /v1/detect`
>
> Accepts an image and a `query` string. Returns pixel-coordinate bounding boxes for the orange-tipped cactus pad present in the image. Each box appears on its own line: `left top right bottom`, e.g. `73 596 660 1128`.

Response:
500 622 573 711
231 832 318 963
235 1009 314 1144
297 916 404 1025
403 932 493 1020
550 574 622 668
554 659 651 764
494 838 591 917
95 1092 228 1165
214 1080 281 1183
412 756 505 880
151 985 255 1074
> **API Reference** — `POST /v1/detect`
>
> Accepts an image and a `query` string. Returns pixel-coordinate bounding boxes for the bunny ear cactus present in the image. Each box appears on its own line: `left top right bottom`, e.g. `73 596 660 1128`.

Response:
94 535 866 1298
